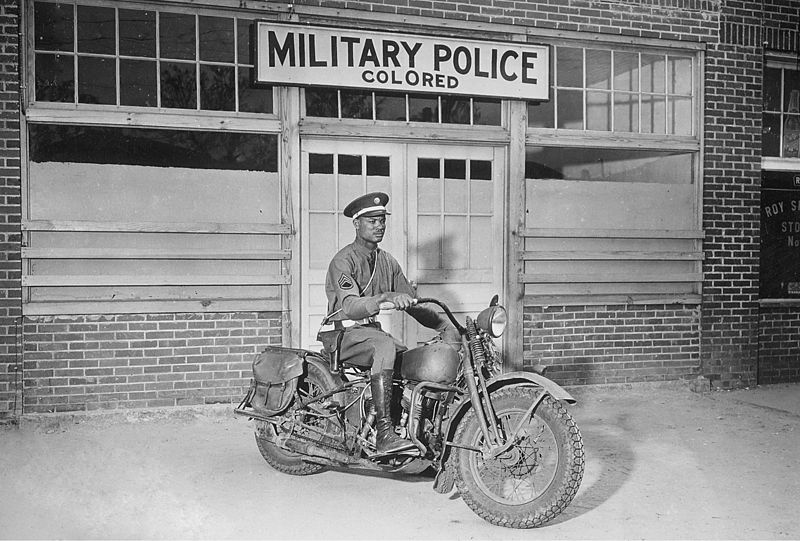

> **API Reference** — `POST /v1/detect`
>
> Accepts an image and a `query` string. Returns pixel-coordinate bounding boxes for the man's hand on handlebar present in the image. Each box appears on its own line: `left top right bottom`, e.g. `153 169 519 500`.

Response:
378 293 417 311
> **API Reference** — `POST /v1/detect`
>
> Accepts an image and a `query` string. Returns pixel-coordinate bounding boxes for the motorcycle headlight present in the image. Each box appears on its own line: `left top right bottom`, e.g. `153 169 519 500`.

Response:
476 305 507 338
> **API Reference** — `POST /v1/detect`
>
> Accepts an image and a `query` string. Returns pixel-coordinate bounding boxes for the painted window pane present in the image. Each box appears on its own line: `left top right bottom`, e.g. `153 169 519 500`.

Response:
642 94 666 134
641 54 666 93
120 59 157 106
77 5 115 55
309 214 337 269
473 98 501 125
119 9 156 58
557 89 583 129
614 52 638 92
309 173 335 211
160 12 195 60
586 49 611 90
78 56 115 104
306 88 338 117
29 125 278 172
35 2 73 52
238 68 272 113
35 53 74 102
441 96 470 124
199 16 234 63
528 98 554 128
470 180 493 214
161 61 196 109
614 92 638 132
668 56 692 95
200 64 235 111
557 47 583 87
409 94 438 122
763 113 781 157
524 146 693 184
375 92 406 121
764 67 782 112
669 97 692 135
341 91 373 119
586 91 611 131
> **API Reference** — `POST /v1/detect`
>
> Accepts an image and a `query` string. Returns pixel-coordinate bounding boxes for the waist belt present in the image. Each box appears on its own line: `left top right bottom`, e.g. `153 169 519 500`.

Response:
320 318 375 330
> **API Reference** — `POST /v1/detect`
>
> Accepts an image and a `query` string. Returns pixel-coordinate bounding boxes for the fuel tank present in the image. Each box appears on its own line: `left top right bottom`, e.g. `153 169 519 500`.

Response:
399 342 460 384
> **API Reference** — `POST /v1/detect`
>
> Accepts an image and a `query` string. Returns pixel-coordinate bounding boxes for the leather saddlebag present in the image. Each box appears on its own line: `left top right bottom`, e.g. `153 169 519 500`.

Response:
248 347 304 416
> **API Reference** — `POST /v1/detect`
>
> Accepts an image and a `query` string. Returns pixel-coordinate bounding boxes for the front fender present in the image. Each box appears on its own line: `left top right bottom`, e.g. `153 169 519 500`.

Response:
441 371 574 460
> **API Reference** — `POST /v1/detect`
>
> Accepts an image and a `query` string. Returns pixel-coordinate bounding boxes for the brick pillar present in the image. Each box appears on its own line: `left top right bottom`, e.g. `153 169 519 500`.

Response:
0 0 22 421
701 0 763 388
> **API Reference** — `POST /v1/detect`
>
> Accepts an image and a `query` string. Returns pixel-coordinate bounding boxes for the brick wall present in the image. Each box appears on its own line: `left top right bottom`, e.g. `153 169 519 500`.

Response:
758 307 800 383
523 305 701 385
21 313 282 413
0 0 21 422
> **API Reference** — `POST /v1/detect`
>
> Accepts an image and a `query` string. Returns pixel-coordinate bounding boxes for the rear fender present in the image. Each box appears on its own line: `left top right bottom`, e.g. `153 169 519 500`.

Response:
441 371 574 460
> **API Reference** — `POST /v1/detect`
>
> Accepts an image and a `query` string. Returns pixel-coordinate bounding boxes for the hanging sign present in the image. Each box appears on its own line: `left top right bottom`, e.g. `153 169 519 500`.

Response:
255 22 550 100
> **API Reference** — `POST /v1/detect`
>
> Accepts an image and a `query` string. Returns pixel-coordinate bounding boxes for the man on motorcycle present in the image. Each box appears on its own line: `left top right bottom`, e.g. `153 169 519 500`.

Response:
322 192 461 454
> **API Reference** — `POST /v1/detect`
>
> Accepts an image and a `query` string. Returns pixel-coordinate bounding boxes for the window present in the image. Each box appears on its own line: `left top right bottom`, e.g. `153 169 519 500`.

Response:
528 45 694 136
32 1 273 113
305 88 501 125
763 64 800 158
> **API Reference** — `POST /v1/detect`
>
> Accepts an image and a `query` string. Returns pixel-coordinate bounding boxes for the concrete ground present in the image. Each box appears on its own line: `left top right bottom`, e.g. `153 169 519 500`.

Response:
1 382 798 540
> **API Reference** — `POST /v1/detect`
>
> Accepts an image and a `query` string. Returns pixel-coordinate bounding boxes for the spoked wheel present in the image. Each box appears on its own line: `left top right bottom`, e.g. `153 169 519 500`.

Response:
453 386 584 528
255 360 340 476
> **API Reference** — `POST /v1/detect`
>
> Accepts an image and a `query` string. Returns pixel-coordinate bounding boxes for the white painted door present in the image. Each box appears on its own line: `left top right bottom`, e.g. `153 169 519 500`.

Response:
406 144 506 346
300 140 405 349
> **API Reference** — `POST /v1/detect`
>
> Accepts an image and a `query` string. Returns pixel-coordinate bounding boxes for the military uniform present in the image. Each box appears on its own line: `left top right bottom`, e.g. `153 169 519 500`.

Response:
322 192 457 454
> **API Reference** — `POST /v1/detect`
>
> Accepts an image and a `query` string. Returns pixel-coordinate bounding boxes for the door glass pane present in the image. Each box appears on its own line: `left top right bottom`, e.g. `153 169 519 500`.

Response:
586 49 611 89
338 155 362 175
35 53 74 102
470 160 492 180
366 156 390 177
77 5 115 55
199 16 234 63
444 159 466 179
35 2 74 52
78 56 115 104
418 158 440 179
160 12 196 60
119 9 156 58
308 153 333 174
120 59 157 106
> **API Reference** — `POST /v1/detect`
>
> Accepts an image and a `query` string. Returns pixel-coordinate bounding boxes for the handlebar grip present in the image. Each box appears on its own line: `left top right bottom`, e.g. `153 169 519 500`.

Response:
378 298 418 311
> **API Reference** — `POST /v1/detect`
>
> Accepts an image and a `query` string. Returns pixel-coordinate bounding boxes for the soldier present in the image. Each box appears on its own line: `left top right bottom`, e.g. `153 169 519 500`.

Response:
322 192 460 454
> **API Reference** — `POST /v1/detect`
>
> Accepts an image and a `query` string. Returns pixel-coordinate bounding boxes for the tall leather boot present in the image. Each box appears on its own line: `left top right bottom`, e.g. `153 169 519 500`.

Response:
371 369 415 454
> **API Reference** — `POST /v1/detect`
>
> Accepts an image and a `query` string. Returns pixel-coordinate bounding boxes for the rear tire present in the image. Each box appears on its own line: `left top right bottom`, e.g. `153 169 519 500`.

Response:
453 386 584 528
254 360 338 476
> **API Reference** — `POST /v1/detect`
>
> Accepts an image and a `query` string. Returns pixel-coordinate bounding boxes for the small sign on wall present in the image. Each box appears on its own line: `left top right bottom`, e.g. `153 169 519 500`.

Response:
255 22 550 100
761 170 800 298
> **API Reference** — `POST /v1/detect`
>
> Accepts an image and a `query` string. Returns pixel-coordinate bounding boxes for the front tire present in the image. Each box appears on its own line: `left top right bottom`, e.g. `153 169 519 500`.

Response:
254 360 338 476
453 386 584 528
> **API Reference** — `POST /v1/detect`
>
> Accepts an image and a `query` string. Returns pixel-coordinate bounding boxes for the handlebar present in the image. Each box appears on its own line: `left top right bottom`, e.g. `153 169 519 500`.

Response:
379 297 466 335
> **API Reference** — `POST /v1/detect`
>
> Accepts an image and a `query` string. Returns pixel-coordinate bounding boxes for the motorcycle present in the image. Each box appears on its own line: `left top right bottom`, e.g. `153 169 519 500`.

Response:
234 296 584 528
